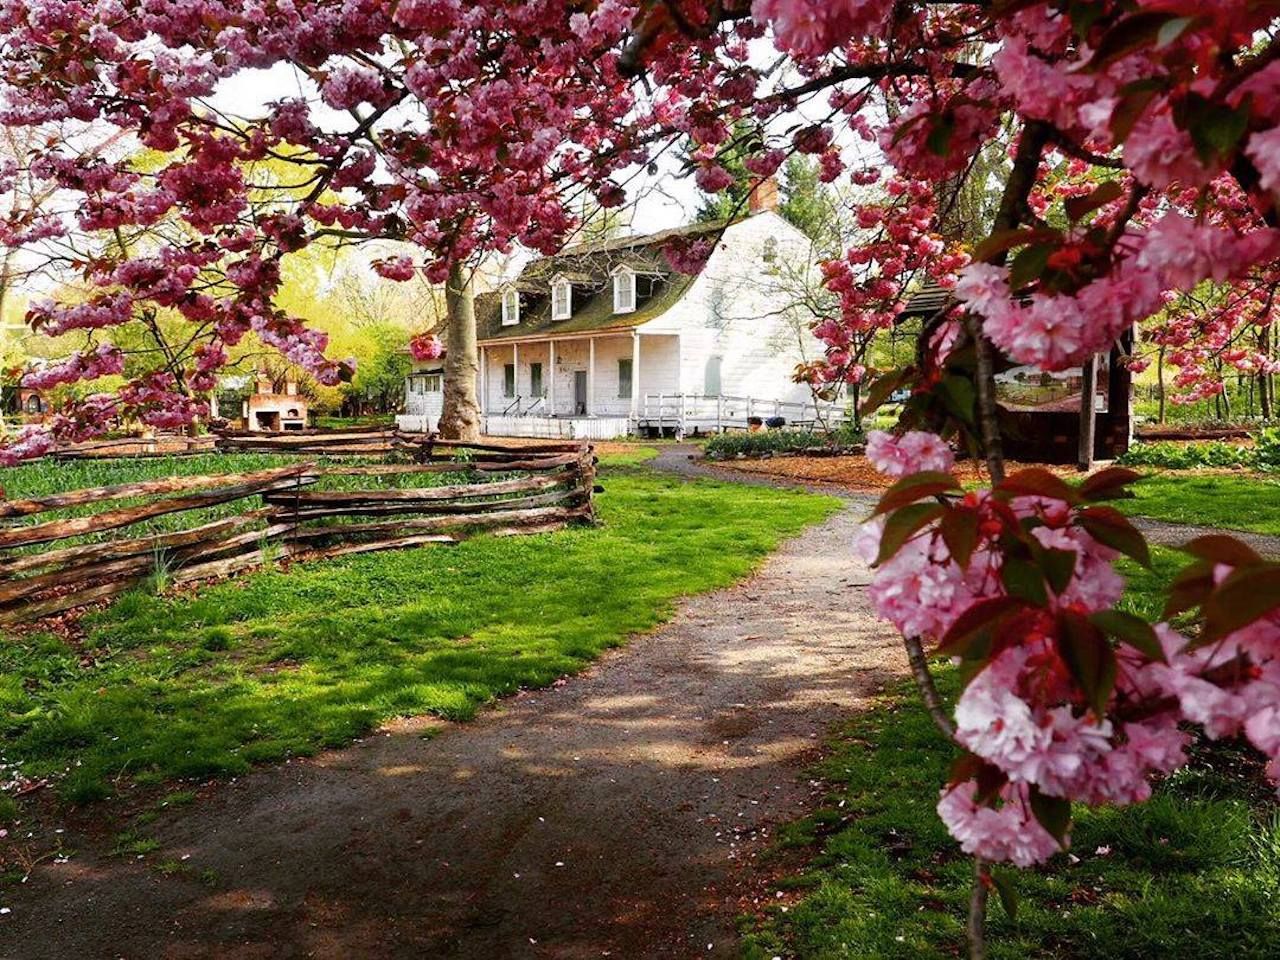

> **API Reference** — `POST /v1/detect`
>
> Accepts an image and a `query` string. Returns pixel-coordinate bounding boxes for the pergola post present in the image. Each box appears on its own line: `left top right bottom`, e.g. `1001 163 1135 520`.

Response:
1078 353 1097 472
587 337 596 416
548 339 556 415
630 331 641 423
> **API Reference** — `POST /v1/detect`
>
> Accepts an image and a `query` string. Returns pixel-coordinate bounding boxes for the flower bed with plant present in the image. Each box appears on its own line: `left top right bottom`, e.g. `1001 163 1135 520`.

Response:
1118 429 1280 471
702 426 866 460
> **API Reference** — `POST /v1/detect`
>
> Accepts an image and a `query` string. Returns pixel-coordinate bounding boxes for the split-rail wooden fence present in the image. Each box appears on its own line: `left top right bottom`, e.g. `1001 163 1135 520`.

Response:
0 440 597 625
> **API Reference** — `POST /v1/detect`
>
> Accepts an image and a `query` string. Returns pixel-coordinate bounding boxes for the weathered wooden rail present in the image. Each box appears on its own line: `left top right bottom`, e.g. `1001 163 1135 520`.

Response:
0 442 597 625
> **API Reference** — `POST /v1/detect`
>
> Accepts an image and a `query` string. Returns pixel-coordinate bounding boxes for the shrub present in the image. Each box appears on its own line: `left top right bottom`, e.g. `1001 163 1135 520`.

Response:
1118 440 1256 470
703 425 864 460
1256 428 1280 470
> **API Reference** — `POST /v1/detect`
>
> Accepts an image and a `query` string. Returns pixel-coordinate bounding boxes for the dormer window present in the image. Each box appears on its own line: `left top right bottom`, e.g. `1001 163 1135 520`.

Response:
612 266 636 314
551 277 573 321
501 286 520 326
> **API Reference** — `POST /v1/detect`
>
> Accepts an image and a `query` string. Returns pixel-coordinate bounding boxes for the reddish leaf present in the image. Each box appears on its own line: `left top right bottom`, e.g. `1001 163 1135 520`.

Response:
1181 534 1264 569
996 467 1081 505
1163 560 1215 620
1086 11 1178 69
1110 81 1163 141
1078 466 1143 502
1202 565 1280 643
1077 506 1151 568
1063 180 1123 222
940 506 980 569
973 226 1062 263
872 471 962 517
936 596 1029 658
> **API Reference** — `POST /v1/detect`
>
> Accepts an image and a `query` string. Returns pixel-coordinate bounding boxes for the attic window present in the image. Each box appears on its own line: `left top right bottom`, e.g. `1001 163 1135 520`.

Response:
501 286 520 326
612 266 636 314
552 278 573 321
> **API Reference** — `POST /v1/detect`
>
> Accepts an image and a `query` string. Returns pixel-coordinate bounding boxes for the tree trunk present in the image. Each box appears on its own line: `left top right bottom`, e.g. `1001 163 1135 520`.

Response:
1262 325 1274 421
1156 345 1167 425
437 262 482 441
1078 354 1097 472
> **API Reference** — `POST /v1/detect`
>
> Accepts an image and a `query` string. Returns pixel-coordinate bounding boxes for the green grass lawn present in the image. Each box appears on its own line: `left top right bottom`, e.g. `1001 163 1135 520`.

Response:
1117 471 1280 537
0 460 839 807
741 546 1280 960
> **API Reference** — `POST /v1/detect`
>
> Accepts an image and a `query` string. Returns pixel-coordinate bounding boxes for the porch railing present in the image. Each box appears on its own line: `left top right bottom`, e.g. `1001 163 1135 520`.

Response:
639 393 852 435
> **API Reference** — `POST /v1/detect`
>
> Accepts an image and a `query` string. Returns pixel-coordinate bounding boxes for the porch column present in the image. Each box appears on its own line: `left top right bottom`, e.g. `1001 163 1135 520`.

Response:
587 337 596 416
479 346 487 416
513 342 519 406
548 339 557 415
630 330 641 422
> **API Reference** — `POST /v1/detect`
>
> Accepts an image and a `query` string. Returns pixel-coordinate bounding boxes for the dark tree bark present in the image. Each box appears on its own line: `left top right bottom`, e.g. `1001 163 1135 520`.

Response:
438 262 482 441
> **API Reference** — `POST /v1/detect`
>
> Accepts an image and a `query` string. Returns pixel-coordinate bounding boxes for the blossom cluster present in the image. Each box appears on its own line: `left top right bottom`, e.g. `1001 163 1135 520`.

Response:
858 432 1280 866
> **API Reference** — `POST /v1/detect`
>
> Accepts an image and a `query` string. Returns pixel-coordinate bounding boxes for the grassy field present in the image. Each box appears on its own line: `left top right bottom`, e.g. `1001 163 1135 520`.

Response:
0 456 838 808
1118 471 1280 537
742 547 1280 960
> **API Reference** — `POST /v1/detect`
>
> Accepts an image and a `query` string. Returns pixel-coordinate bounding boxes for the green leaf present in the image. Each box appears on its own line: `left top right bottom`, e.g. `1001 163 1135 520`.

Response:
1010 243 1053 290
1001 556 1049 607
926 115 955 157
1091 609 1166 663
1078 506 1151 568
1039 547 1078 596
990 867 1020 921
1177 92 1250 166
1028 786 1072 847
1078 466 1143 501
1068 0 1107 39
1156 15 1197 49
938 374 977 424
1059 612 1118 718
872 471 962 517
875 503 946 566
860 367 911 416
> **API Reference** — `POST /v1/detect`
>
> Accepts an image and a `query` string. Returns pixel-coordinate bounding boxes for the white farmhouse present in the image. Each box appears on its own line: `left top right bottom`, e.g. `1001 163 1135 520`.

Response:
398 190 840 439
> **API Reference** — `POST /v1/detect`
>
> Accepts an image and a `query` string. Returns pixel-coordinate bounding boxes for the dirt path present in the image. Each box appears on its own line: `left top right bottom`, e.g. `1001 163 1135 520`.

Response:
2 478 902 959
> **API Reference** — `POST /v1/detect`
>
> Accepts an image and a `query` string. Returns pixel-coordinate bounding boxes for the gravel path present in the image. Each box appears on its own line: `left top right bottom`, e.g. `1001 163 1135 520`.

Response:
2 467 901 960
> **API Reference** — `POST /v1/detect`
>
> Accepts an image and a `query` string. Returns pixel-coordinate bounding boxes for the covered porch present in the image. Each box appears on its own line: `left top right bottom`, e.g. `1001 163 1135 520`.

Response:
479 329 677 439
